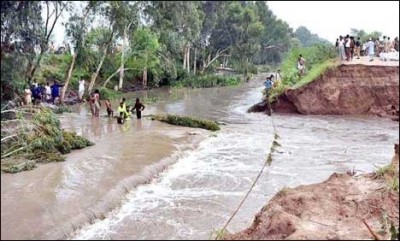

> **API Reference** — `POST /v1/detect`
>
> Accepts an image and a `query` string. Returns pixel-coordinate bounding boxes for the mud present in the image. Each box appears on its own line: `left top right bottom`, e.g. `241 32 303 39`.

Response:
250 64 399 118
227 144 399 240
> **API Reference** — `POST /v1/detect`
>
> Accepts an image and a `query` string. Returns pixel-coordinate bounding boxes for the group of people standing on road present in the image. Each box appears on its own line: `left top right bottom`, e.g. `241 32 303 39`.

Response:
336 35 361 61
336 35 399 62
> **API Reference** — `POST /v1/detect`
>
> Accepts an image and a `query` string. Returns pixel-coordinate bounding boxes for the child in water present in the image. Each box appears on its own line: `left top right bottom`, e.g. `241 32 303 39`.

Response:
105 99 113 117
117 102 130 124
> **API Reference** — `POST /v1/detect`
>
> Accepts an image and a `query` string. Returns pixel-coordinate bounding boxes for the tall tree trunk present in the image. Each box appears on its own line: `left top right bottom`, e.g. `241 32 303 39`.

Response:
119 25 129 90
60 53 77 103
187 43 190 73
142 67 147 86
193 47 197 75
88 47 107 94
103 68 131 88
28 48 45 81
183 46 187 70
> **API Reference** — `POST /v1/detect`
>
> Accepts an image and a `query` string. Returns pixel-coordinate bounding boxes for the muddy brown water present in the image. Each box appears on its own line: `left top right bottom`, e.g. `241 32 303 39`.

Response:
1 77 398 240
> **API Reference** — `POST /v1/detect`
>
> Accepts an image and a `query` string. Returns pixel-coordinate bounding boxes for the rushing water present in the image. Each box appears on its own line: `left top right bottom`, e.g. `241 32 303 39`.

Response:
1 77 398 240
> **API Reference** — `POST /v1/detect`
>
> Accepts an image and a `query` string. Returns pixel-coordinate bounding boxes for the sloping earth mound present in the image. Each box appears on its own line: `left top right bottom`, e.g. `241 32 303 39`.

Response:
250 65 399 117
226 145 399 240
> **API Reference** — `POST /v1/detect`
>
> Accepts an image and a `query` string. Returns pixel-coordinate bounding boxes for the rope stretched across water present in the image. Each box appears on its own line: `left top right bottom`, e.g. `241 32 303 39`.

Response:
216 100 278 239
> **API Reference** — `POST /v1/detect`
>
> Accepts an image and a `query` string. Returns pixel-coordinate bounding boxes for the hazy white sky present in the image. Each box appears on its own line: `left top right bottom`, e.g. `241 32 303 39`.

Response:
268 1 400 42
48 1 400 46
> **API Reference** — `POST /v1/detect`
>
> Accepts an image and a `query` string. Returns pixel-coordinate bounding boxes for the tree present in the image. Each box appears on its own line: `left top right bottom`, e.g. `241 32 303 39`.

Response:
146 1 204 75
128 27 160 86
108 1 139 90
294 26 329 47
86 27 115 94
253 2 294 65
209 2 264 73
29 1 70 82
62 1 99 103
351 28 382 43
1 1 43 100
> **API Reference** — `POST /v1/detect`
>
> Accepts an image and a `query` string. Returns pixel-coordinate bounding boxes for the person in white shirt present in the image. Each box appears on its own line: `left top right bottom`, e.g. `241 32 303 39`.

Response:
78 79 85 101
344 35 351 61
45 82 51 102
367 38 375 62
338 36 345 61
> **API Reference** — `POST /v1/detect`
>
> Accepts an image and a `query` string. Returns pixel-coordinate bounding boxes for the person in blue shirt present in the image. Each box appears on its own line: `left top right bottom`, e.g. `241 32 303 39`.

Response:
51 81 64 104
263 75 274 96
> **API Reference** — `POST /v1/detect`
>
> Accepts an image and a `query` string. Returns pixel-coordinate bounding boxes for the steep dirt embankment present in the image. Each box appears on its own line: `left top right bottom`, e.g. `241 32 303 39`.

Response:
250 65 399 117
226 144 399 240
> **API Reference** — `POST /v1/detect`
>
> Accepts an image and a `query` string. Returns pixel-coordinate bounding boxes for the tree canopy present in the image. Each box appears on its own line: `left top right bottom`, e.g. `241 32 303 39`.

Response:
1 1 331 102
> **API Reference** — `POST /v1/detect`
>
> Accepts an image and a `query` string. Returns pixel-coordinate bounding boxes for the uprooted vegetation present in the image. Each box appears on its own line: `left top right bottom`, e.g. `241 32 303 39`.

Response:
1 106 94 173
150 114 220 131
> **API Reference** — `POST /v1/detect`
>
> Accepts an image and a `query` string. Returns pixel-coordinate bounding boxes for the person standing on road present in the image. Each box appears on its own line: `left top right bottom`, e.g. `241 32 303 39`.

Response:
338 36 345 61
367 38 375 62
355 37 361 59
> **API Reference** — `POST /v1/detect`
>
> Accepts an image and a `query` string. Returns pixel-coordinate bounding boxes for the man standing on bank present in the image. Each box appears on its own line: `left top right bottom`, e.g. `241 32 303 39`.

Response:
133 98 145 119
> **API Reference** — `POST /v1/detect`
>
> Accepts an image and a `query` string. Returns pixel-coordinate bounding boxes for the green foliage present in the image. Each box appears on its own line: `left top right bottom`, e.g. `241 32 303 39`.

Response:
375 163 397 178
172 75 241 88
295 26 330 47
268 43 337 101
350 28 382 43
53 105 73 114
1 107 94 173
151 114 220 131
99 87 121 100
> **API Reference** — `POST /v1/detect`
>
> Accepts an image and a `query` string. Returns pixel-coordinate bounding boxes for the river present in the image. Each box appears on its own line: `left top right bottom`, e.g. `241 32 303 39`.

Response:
1 76 398 240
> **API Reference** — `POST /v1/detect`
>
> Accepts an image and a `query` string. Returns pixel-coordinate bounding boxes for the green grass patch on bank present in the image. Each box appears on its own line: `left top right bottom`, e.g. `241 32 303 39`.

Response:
99 87 122 100
151 114 220 131
172 74 241 88
267 43 337 102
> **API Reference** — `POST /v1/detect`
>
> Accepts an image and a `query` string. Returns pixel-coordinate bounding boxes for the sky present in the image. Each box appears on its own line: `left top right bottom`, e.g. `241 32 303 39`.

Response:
47 1 400 46
268 1 400 43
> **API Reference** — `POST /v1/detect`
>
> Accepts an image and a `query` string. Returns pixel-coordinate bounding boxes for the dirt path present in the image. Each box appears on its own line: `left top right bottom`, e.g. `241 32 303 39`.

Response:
341 55 399 66
226 145 399 240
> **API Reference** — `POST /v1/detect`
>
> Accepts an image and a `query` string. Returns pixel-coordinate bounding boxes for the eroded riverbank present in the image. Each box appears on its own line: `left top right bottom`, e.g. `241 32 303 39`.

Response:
1 77 399 240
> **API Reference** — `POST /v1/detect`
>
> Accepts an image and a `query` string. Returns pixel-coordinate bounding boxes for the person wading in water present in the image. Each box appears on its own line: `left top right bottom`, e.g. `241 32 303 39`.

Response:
133 98 145 119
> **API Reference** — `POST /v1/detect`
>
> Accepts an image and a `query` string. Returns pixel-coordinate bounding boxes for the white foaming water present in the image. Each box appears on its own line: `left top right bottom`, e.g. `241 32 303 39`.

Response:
72 82 398 240
73 87 274 240
74 124 273 239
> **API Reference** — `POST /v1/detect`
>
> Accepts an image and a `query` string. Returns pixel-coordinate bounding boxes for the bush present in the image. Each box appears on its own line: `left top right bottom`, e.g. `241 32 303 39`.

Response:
151 114 220 131
172 74 241 88
1 107 94 173
99 87 121 100
268 43 337 101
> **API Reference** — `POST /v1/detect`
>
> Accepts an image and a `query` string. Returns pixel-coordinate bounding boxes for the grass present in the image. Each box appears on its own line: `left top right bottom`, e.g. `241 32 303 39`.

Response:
209 228 229 240
151 114 220 131
172 75 241 88
268 59 337 102
276 187 291 197
375 163 397 178
53 105 73 114
99 87 122 100
142 96 159 105
374 163 399 192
